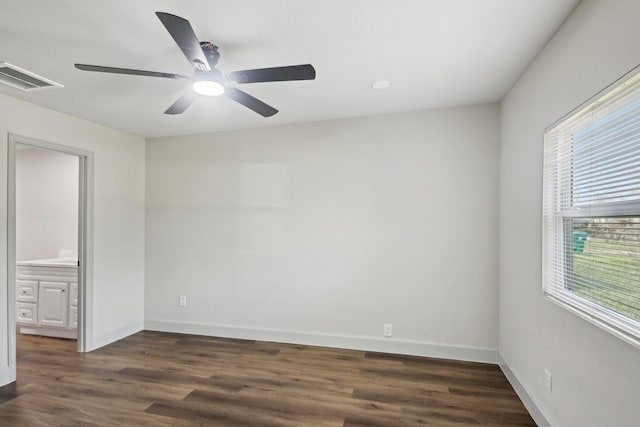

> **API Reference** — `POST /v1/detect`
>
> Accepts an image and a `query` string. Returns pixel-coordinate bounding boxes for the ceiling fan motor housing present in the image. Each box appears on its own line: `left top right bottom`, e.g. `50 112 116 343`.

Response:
195 68 223 83
200 42 220 68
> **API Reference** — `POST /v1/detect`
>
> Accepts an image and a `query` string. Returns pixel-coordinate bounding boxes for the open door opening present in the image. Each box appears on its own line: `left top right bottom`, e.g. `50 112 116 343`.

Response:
7 134 93 383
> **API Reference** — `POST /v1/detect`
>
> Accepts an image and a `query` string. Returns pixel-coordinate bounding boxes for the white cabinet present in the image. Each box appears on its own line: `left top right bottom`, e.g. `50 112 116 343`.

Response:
16 259 78 339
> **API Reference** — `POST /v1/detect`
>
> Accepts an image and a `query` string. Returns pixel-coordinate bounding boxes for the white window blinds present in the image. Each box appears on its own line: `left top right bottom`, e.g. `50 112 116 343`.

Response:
543 67 640 346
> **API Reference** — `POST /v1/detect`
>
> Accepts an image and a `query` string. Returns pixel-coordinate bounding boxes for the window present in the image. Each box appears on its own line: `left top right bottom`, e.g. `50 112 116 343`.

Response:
543 66 640 346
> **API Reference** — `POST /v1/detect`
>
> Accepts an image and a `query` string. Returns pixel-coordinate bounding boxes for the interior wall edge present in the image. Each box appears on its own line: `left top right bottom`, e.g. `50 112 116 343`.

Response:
498 354 556 427
88 320 144 352
144 319 498 364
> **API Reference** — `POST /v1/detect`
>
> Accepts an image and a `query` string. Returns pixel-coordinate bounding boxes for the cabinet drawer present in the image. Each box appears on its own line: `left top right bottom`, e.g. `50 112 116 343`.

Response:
69 283 78 307
17 302 37 325
16 280 38 303
69 305 78 329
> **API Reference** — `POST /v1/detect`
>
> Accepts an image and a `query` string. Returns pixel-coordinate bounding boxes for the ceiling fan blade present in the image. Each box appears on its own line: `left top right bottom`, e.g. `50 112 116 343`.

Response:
225 87 278 117
164 92 196 115
156 12 211 71
227 64 316 84
75 64 188 79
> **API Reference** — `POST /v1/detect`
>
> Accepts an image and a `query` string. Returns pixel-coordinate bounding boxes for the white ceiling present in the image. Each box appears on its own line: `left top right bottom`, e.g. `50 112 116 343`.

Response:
0 0 580 138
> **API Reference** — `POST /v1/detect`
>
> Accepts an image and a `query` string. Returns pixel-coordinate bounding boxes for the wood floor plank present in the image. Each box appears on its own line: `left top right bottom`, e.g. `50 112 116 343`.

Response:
234 386 403 425
118 367 245 393
146 398 341 427
0 331 536 426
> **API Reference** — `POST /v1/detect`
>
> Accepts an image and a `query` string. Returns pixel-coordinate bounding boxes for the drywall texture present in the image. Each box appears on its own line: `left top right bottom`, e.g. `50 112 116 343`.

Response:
499 1 640 426
0 92 145 382
16 146 79 262
146 105 500 358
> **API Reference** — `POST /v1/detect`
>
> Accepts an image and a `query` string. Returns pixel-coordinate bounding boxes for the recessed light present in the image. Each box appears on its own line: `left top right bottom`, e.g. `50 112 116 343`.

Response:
372 80 390 90
193 80 225 96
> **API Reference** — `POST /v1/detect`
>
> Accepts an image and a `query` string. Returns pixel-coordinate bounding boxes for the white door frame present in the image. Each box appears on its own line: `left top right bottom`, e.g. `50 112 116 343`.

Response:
7 133 94 381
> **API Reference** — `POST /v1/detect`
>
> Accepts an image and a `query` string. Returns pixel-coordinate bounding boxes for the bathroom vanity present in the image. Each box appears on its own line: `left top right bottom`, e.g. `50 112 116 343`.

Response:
16 258 78 339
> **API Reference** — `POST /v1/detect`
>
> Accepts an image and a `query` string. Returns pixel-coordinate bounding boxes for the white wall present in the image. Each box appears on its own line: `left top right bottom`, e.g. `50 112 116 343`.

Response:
146 104 500 361
16 146 79 262
499 1 640 426
0 92 146 384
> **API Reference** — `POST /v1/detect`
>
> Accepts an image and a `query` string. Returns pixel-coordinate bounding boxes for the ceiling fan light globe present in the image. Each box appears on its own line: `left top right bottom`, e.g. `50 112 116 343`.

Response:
193 80 225 96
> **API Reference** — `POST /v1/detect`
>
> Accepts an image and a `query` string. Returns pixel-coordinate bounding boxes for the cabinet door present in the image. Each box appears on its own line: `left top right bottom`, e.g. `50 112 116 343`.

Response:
38 282 68 328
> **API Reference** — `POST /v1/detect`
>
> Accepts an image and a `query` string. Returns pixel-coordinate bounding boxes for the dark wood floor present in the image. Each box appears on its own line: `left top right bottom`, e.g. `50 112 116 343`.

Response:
0 331 535 426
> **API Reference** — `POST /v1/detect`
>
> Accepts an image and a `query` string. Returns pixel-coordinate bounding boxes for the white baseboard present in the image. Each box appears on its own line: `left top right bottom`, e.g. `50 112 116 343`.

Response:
18 327 77 340
144 319 498 363
498 354 556 427
88 320 144 351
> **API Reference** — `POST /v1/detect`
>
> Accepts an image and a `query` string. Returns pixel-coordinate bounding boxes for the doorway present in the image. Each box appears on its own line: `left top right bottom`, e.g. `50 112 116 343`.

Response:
7 134 93 382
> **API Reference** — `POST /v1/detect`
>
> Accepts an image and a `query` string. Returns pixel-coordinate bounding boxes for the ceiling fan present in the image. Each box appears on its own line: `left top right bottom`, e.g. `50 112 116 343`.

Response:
74 12 316 117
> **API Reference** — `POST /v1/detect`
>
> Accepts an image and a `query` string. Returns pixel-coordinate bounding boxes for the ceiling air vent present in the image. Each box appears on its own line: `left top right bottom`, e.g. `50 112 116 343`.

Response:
0 62 63 91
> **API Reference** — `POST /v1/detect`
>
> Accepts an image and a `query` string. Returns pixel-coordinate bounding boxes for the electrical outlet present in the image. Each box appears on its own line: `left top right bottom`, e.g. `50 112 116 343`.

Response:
383 323 393 337
544 369 552 394
179 295 187 307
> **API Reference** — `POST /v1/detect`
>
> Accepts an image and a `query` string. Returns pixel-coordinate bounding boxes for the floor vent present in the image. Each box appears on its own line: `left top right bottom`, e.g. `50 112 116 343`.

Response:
0 62 64 91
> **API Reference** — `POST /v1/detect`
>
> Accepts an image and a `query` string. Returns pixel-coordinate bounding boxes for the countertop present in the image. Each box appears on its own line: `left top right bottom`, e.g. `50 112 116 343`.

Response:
17 257 78 267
